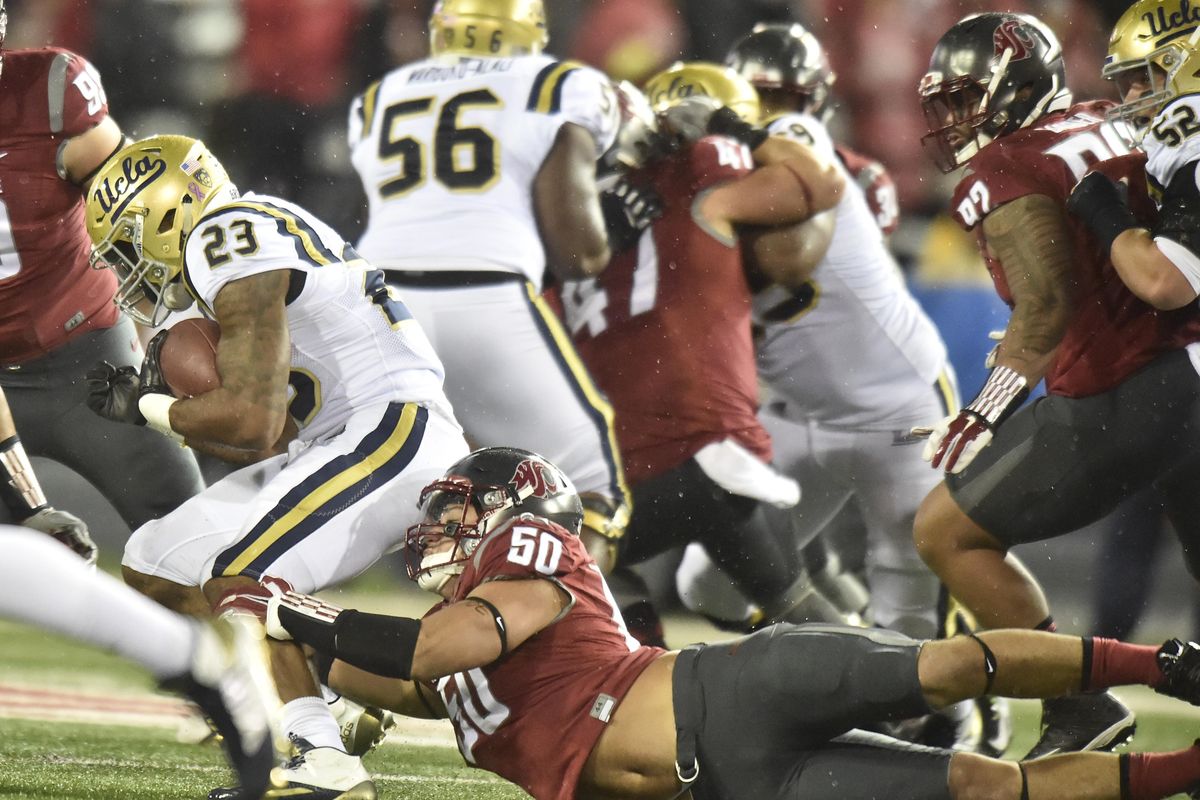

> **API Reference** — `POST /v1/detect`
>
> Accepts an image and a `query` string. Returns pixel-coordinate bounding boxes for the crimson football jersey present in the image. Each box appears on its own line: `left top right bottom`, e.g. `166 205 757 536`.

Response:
562 136 772 484
835 143 899 236
950 101 1200 398
430 515 663 800
0 49 118 364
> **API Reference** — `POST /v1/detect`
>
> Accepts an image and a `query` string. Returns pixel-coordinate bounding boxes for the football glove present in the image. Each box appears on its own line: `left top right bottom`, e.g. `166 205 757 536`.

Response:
923 365 1029 474
601 178 663 255
85 362 146 426
24 507 98 567
138 330 172 398
1067 171 1139 254
658 96 723 146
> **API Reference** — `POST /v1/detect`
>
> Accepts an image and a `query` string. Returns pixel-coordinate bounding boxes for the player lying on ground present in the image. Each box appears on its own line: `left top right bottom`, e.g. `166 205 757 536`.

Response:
224 447 1200 800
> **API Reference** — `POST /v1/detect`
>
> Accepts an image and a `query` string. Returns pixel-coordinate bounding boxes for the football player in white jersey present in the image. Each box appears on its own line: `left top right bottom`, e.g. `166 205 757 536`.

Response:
677 23 958 642
347 0 636 570
1069 3 1200 311
84 135 469 800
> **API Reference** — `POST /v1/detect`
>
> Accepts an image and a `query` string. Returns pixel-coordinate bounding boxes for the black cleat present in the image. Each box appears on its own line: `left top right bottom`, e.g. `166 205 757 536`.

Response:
1154 639 1200 705
163 616 282 799
1023 691 1136 760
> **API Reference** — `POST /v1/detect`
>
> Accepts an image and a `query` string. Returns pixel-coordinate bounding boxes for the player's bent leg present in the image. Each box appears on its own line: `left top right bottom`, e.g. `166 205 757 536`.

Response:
122 566 212 616
914 484 1050 629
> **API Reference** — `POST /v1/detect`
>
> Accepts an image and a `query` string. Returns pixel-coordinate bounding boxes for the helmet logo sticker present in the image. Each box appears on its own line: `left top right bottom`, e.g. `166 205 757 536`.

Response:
993 19 1037 62
1144 1 1200 44
91 155 166 223
647 76 698 109
511 459 558 499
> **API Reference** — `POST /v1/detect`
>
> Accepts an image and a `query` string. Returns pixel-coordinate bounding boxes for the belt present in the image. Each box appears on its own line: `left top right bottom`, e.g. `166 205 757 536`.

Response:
671 645 704 793
383 270 526 288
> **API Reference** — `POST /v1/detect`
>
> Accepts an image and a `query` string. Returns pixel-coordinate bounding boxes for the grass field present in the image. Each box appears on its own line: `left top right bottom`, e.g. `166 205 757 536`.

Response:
2 584 1199 800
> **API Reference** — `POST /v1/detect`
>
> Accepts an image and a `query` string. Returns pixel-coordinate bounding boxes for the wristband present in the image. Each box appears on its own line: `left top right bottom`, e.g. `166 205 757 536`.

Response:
1089 204 1141 256
278 599 422 681
138 394 183 443
963 365 1029 427
0 435 48 520
706 106 770 151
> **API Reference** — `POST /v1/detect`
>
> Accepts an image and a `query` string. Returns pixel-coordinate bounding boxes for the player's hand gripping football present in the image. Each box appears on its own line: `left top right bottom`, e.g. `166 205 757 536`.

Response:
601 177 663 254
85 331 174 426
24 507 98 567
915 365 1029 475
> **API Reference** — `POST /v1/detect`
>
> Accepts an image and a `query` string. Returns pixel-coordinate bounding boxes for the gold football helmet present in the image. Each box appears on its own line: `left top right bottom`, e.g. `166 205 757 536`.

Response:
1104 0 1200 134
429 0 547 58
86 135 237 326
642 61 761 123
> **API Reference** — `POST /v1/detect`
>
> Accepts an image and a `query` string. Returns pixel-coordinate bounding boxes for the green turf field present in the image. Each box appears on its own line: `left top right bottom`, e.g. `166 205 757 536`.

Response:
2 607 1198 799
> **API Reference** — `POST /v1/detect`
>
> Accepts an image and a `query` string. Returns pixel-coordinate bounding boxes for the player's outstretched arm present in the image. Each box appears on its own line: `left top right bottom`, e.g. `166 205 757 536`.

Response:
261 578 569 682
535 124 611 280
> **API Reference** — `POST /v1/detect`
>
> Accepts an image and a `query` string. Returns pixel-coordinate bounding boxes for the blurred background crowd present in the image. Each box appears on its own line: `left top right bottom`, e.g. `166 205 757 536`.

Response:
6 0 1195 639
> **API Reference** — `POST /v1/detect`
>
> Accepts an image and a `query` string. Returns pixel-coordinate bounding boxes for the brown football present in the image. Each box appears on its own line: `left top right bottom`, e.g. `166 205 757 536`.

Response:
159 317 221 398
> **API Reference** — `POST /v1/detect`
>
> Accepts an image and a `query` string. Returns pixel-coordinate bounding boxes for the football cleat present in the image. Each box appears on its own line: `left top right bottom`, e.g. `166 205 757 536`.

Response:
211 736 377 800
1023 691 1136 760
161 616 282 800
978 695 1013 758
328 696 397 757
1154 639 1200 705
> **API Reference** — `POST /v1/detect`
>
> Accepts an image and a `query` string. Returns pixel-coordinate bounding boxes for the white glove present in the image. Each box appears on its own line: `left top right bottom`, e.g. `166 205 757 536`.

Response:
917 414 995 474
658 96 723 146
24 507 98 567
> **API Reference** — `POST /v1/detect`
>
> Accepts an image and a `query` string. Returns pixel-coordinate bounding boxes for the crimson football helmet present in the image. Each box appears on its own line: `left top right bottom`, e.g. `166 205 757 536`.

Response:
404 447 583 590
598 80 667 179
919 12 1071 172
726 22 836 122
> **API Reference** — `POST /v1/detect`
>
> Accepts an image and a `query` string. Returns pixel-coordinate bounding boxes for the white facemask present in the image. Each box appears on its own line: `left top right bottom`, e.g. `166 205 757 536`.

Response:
416 548 464 594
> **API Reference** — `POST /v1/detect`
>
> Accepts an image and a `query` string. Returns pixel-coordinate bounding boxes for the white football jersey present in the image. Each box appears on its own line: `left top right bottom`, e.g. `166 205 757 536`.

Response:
348 54 618 290
181 192 448 442
754 113 952 429
1142 94 1200 190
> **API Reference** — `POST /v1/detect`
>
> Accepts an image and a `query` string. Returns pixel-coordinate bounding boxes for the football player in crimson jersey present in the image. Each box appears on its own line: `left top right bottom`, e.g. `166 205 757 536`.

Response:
0 1 206 536
239 447 1200 800
914 10 1200 760
559 64 854 642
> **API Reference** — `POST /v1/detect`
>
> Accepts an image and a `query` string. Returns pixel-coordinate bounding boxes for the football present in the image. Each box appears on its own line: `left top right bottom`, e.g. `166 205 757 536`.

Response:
159 317 221 398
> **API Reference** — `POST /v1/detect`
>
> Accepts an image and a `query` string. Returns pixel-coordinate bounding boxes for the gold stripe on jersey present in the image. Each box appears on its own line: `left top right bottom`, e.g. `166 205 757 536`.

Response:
934 368 958 417
216 402 424 578
359 80 384 134
217 202 337 267
527 60 584 114
525 283 632 510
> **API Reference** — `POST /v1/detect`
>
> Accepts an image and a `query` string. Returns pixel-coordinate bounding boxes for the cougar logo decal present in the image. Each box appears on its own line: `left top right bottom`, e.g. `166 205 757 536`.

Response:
993 19 1037 62
511 459 558 498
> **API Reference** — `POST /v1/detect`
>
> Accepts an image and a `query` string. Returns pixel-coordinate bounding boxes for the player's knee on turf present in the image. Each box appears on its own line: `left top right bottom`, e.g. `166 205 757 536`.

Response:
948 752 1023 800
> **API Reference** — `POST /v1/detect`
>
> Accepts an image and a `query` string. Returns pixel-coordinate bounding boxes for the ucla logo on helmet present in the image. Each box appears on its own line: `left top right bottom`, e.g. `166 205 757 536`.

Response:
993 19 1037 62
511 459 558 499
648 76 697 108
1144 0 1200 44
92 155 166 221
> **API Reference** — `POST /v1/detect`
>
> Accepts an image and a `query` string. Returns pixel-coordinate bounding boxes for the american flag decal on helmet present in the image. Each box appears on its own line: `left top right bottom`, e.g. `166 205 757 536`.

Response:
511 459 558 499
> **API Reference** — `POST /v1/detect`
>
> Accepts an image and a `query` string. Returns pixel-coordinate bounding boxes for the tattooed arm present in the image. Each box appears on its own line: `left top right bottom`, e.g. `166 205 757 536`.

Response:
980 194 1077 386
167 270 292 450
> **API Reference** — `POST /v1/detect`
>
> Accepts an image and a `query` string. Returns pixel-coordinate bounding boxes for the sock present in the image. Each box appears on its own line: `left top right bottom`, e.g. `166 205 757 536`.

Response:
1082 637 1163 692
1121 743 1200 800
0 529 193 678
1034 616 1057 633
281 696 346 752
